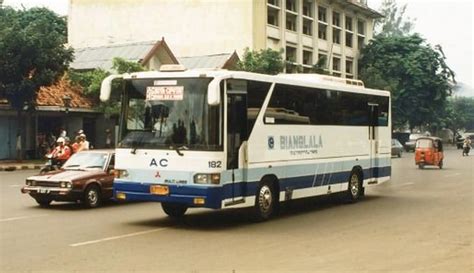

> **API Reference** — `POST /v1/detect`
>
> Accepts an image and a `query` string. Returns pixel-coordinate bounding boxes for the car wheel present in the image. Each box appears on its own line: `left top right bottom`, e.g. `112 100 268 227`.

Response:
346 171 363 203
253 179 278 221
83 184 102 208
418 164 424 169
35 198 52 207
398 152 402 158
439 160 443 169
161 202 187 217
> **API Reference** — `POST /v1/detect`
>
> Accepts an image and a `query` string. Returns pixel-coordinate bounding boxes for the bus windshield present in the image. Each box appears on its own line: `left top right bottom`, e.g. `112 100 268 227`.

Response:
119 78 222 151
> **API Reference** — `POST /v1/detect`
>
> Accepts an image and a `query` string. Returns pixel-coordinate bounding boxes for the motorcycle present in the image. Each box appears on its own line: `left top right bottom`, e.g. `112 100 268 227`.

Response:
39 154 64 174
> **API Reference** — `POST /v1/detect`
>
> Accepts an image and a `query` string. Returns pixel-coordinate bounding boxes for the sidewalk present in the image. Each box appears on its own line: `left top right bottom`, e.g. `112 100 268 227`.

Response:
0 160 44 172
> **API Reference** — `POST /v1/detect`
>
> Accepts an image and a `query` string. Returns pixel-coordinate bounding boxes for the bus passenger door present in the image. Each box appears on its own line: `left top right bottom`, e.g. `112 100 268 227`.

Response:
226 83 248 204
368 104 379 181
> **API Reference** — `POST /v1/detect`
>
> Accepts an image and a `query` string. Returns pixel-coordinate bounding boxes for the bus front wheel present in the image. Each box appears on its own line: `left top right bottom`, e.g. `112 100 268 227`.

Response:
161 202 187 218
253 180 277 221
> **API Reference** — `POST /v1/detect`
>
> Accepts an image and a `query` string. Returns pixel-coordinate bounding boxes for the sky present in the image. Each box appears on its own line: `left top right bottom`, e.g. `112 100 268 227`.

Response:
2 0 474 88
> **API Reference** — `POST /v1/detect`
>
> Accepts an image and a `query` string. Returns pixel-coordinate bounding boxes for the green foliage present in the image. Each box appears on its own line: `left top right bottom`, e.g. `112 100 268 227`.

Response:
311 55 330 75
359 34 455 130
0 7 73 110
69 57 145 117
445 97 474 131
237 48 284 75
375 0 415 37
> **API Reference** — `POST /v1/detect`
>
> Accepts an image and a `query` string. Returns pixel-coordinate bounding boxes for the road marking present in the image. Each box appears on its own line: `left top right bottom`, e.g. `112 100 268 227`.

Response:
0 214 49 222
70 228 168 247
395 182 414 187
444 173 461 178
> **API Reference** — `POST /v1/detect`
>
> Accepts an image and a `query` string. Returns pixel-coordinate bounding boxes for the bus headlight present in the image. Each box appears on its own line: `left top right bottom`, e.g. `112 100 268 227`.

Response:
194 173 220 185
114 169 129 179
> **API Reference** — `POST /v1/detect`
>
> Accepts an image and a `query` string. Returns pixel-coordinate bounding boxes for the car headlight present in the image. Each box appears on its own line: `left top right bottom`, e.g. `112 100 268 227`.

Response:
194 173 220 185
26 180 34 186
60 181 72 188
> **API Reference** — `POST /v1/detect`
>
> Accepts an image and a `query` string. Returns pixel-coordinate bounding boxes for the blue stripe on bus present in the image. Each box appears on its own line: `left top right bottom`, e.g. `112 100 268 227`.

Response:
114 166 390 209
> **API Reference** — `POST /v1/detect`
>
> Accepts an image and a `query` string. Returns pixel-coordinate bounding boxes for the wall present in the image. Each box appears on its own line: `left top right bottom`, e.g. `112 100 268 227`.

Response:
69 0 255 57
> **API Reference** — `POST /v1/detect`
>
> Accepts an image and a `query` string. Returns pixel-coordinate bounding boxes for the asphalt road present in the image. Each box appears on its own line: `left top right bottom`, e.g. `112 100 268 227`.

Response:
1 148 472 273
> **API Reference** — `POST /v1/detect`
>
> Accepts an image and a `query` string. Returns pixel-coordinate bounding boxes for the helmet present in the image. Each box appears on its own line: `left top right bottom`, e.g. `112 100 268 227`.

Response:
57 137 65 143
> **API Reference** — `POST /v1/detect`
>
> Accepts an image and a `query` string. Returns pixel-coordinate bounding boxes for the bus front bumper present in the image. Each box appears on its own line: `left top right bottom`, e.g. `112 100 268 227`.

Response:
113 181 224 209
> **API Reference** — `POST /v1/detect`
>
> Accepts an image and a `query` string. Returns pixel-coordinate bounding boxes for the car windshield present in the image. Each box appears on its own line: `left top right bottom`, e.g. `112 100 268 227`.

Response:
63 153 109 170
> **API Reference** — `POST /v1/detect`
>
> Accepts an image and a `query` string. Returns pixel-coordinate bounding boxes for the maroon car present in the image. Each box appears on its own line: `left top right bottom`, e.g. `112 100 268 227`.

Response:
21 150 115 208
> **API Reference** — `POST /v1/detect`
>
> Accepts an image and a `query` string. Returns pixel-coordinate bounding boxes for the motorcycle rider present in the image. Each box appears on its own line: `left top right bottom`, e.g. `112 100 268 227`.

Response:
50 137 72 165
462 137 471 156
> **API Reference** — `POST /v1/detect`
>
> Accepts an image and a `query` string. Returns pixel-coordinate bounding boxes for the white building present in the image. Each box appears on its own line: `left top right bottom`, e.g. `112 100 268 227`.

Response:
68 0 381 78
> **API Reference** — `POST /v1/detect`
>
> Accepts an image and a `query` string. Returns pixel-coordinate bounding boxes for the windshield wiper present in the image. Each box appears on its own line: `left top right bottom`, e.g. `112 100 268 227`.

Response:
170 145 188 156
83 165 104 169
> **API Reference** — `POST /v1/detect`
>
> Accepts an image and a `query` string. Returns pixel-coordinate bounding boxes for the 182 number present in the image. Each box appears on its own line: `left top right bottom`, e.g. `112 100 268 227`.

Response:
208 161 222 168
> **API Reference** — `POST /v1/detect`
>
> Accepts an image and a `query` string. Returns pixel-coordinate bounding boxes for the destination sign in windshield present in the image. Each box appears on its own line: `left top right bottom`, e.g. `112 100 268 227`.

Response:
146 86 184 101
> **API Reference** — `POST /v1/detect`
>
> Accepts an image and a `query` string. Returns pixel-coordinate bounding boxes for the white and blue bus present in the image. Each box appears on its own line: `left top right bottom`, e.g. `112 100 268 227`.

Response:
100 66 391 220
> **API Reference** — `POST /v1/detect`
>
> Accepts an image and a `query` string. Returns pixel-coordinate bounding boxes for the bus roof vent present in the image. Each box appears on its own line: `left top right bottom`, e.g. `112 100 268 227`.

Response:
159 64 186 72
320 76 365 87
276 73 364 88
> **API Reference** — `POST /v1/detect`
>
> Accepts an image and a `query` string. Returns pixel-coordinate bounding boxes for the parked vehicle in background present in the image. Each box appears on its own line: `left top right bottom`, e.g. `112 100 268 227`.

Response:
404 133 425 152
391 139 403 157
21 150 115 208
415 137 444 169
392 132 410 147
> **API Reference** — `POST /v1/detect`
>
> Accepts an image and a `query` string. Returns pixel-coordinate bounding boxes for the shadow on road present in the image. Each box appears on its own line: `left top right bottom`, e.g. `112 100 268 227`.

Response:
30 199 147 211
127 193 384 231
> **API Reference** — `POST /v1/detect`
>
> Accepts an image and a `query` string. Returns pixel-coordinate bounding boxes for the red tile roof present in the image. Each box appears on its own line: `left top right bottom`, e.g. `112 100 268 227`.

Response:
36 76 96 109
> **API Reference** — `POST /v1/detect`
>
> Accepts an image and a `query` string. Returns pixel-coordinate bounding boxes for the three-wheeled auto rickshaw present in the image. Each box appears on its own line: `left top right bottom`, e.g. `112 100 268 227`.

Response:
415 137 444 169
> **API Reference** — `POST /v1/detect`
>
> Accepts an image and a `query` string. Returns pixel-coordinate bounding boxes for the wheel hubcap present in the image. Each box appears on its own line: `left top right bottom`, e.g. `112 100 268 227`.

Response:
258 185 272 213
350 174 359 197
88 190 98 205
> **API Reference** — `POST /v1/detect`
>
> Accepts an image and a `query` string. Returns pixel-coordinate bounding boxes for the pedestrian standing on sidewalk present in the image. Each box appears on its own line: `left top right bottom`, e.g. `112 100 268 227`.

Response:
16 133 22 162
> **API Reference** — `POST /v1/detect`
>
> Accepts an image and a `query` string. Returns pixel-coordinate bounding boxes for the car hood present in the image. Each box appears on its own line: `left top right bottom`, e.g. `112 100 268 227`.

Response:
28 170 105 182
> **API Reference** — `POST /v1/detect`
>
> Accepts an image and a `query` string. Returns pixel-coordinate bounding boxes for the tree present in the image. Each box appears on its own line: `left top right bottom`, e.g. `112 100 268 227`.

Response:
237 48 284 75
69 57 145 117
375 0 415 37
0 7 73 159
445 97 474 133
359 34 455 130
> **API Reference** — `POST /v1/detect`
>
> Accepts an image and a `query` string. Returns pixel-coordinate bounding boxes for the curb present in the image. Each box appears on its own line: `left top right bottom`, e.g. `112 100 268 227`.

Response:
0 165 42 172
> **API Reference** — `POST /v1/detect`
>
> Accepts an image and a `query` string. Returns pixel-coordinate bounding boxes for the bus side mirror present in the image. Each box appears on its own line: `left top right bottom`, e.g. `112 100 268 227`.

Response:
207 78 221 105
100 74 125 102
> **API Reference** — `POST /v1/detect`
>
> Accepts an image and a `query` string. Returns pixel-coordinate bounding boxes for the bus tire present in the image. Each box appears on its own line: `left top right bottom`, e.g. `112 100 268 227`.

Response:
346 170 363 203
162 202 187 218
253 179 277 221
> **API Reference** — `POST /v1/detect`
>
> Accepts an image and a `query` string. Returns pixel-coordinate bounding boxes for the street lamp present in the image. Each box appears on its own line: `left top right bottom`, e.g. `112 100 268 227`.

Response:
62 95 72 137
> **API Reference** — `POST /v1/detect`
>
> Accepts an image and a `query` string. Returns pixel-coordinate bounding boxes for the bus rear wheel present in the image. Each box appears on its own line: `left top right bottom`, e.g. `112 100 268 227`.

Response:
161 202 187 218
346 171 363 203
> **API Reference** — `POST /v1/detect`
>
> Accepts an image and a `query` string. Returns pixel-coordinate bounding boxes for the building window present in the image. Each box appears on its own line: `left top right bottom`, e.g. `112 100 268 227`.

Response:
303 19 313 36
318 53 327 68
345 16 353 31
318 23 327 40
357 19 366 35
345 32 353 47
303 0 313 18
318 6 327 22
358 36 365 49
332 56 341 76
332 11 341 27
303 50 313 65
333 28 341 44
268 0 280 6
286 0 296 12
286 13 297 31
268 7 280 26
346 59 353 75
286 46 297 63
